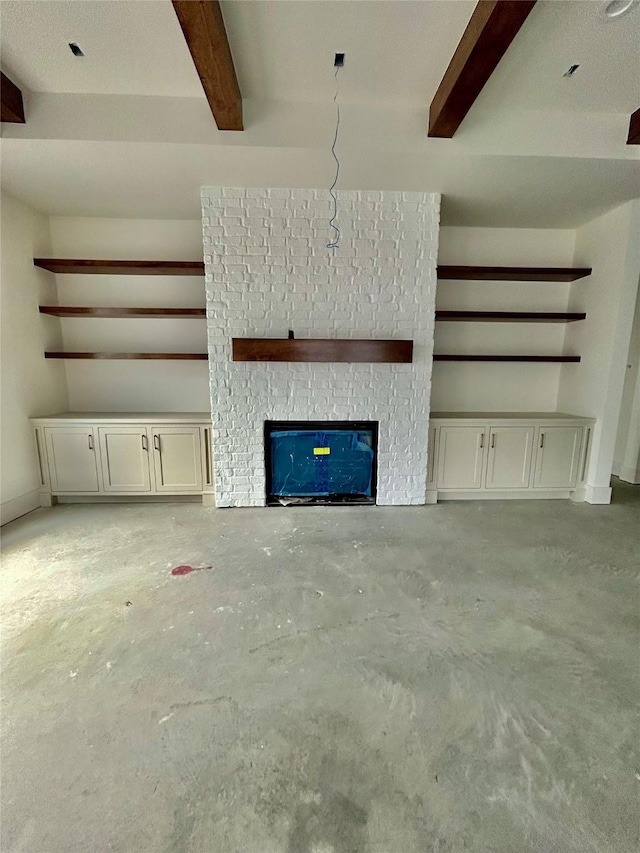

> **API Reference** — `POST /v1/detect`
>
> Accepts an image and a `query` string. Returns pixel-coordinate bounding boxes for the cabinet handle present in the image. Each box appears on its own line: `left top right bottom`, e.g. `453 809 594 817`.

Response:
141 434 147 451
491 433 495 449
88 434 93 451
154 435 160 452
479 433 484 449
540 433 545 449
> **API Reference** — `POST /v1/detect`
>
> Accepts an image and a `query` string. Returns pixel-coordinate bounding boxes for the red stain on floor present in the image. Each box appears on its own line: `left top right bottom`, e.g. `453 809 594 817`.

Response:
171 564 213 576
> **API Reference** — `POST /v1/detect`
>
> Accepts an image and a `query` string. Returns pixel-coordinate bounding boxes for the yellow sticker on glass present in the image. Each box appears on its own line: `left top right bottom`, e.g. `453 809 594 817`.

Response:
313 447 331 455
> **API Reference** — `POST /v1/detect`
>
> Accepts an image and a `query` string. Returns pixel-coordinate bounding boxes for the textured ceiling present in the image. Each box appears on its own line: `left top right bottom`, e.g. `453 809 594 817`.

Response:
0 0 202 96
0 0 638 226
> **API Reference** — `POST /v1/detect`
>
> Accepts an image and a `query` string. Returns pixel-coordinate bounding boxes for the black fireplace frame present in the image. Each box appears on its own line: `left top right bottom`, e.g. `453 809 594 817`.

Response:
264 420 378 506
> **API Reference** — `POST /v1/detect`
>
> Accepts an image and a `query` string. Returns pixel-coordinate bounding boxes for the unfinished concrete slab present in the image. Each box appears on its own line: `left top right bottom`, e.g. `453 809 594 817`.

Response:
1 482 639 852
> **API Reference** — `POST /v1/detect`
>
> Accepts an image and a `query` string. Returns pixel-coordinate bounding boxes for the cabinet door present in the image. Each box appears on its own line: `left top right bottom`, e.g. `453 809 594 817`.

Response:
485 427 534 489
151 427 203 492
436 427 486 489
45 427 100 492
98 427 151 492
533 426 583 489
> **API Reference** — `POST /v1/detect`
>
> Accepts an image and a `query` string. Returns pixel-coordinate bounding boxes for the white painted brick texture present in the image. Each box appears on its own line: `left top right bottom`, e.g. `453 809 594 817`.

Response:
202 188 440 507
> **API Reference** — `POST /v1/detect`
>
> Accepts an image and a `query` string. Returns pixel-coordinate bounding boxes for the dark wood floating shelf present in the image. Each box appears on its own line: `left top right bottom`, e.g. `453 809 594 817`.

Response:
435 311 586 323
434 355 581 363
233 338 413 363
436 266 591 282
34 259 205 276
44 352 208 360
40 307 205 318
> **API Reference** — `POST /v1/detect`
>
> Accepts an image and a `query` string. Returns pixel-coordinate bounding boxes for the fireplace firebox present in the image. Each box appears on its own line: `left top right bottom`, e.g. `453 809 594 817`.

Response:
265 421 378 506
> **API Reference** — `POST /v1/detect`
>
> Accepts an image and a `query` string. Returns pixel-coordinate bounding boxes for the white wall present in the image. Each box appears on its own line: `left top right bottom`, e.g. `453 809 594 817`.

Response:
48 217 210 412
619 356 640 484
613 282 640 482
557 200 640 503
618 356 640 485
203 188 439 507
0 192 69 524
433 227 576 412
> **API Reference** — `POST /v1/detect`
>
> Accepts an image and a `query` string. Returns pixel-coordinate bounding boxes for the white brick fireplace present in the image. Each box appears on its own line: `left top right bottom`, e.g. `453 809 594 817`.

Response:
202 187 440 507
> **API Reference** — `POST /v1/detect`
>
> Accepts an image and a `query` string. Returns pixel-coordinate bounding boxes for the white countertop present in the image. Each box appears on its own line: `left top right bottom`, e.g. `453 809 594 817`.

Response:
31 412 211 423
430 412 592 420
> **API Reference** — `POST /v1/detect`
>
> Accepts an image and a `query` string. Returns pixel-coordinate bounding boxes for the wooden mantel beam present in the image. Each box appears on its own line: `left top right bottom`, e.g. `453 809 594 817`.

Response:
1 71 25 123
428 0 537 138
627 108 640 145
172 0 243 131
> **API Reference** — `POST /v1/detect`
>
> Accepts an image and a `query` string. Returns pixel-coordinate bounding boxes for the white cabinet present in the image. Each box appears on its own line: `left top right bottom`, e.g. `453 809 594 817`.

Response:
533 426 583 489
98 427 151 492
437 426 486 489
151 427 202 492
485 427 534 490
33 414 212 504
45 427 100 492
428 413 592 502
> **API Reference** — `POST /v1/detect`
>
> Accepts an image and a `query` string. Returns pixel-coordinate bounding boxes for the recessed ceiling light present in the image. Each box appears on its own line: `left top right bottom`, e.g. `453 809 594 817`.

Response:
604 0 638 18
68 42 84 57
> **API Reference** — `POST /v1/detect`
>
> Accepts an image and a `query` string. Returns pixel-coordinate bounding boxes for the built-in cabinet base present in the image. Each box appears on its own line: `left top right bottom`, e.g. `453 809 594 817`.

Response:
427 413 594 503
30 411 599 509
31 413 213 506
582 484 613 505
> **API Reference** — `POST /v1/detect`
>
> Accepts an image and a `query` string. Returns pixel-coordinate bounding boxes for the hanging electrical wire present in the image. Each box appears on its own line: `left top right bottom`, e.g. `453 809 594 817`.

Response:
326 64 342 249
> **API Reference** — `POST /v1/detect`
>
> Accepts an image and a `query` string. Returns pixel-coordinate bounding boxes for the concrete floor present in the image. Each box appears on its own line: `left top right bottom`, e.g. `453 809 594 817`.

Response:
1 483 639 853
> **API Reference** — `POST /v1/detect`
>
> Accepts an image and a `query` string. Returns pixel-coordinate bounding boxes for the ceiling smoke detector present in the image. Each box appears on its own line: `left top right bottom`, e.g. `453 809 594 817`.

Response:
604 0 638 18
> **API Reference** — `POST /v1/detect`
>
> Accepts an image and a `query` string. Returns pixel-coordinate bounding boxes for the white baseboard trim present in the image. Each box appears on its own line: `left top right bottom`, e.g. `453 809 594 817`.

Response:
56 495 201 504
0 489 41 526
434 489 571 502
584 484 612 505
619 465 640 485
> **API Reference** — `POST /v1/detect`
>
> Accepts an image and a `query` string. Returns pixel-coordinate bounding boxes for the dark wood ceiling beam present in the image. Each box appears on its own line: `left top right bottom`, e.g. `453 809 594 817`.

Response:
428 0 537 138
627 108 640 145
172 0 243 131
1 71 25 123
